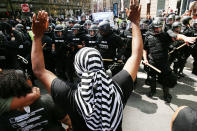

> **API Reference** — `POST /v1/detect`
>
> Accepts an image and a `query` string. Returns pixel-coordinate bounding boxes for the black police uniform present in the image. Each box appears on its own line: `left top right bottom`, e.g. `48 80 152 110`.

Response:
179 25 193 75
52 31 68 80
123 29 132 60
84 34 98 48
42 33 55 73
191 27 197 75
66 26 85 82
0 31 18 69
97 31 124 70
144 30 177 102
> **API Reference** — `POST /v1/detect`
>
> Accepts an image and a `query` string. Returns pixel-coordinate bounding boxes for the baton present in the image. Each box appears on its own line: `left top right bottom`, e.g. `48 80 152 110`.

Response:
42 43 47 48
168 43 187 55
102 59 123 63
17 55 28 64
142 60 162 73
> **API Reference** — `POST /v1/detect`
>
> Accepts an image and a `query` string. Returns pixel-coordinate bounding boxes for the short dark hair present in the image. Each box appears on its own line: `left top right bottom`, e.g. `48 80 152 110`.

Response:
0 70 32 98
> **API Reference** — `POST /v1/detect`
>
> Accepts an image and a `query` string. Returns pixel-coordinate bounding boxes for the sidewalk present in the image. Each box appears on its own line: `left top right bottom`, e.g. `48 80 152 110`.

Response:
122 57 197 131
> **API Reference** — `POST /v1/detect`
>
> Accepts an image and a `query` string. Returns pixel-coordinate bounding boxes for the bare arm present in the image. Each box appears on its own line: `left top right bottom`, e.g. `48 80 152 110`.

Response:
176 34 196 44
10 87 40 109
31 11 56 93
123 0 143 81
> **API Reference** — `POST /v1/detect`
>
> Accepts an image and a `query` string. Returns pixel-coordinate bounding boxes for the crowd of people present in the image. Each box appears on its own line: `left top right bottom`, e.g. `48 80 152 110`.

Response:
0 0 197 130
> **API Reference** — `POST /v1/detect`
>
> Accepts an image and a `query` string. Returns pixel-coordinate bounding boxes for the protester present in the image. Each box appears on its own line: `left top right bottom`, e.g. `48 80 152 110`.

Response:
0 70 67 130
171 106 197 131
31 0 143 130
0 68 41 116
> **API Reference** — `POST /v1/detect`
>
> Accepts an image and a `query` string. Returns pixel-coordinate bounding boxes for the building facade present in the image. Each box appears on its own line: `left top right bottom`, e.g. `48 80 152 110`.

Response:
90 0 192 18
0 0 91 18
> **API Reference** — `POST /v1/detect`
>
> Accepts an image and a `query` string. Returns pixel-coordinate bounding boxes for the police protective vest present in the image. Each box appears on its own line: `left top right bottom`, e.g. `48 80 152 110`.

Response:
84 34 98 48
53 33 67 56
97 32 123 59
145 32 169 62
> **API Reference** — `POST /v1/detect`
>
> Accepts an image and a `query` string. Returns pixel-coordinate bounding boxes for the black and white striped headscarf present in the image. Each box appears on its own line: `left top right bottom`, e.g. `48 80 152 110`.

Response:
74 47 123 131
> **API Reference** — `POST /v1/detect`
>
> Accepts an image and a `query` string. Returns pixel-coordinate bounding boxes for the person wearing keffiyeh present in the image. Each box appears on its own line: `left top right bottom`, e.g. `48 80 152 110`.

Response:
31 0 143 130
74 47 123 130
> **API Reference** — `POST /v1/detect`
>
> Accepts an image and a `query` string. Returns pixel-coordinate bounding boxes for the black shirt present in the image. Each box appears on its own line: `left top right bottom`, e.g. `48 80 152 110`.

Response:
51 70 133 131
0 94 66 131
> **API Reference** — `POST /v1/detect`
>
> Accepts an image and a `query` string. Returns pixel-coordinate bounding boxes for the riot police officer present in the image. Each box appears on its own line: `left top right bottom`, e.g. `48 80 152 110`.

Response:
15 24 31 59
67 18 76 30
164 14 175 32
84 24 98 47
83 20 92 33
69 24 85 52
143 19 177 103
42 26 54 73
175 15 181 22
169 22 185 78
0 23 18 69
52 24 68 80
191 19 197 75
79 14 86 25
179 16 193 77
66 23 85 82
97 21 124 70
119 20 128 37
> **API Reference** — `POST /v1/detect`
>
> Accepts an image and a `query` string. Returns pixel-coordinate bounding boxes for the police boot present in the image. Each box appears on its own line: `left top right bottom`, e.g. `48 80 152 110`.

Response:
192 67 197 75
145 74 152 86
148 84 156 98
192 70 197 75
163 87 172 103
148 89 156 98
178 67 185 78
147 75 156 97
173 68 181 79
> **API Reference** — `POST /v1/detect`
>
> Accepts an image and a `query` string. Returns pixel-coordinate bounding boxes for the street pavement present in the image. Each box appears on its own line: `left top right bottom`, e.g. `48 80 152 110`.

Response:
36 57 197 131
122 56 197 131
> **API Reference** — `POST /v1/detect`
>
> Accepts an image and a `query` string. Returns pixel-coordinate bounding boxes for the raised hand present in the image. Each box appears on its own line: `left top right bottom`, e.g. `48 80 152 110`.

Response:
32 10 48 39
125 0 141 24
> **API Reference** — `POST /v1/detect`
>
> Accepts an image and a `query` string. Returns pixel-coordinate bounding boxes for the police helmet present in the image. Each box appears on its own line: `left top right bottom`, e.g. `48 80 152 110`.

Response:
89 24 98 31
192 19 197 29
54 25 64 32
175 15 181 21
168 14 175 20
69 18 75 24
151 19 163 28
181 16 192 25
15 24 24 30
140 19 149 24
172 22 182 31
98 21 111 35
140 19 149 30
88 25 98 37
72 24 81 30
154 17 164 24
81 14 86 20
84 20 92 26
120 20 127 29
